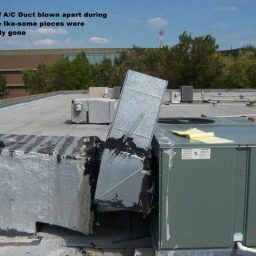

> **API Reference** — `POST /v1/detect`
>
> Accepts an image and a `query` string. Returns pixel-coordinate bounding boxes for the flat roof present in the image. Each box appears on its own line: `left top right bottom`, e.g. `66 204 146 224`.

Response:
0 48 129 56
1 91 256 256
0 93 256 141
0 93 109 140
160 102 256 118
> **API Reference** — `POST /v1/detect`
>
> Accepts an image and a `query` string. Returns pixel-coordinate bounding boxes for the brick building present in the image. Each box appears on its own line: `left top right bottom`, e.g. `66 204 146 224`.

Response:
0 48 126 98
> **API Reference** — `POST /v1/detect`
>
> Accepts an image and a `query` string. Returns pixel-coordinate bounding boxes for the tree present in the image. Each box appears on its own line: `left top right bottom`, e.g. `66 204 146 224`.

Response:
23 64 53 94
211 54 234 88
226 51 256 88
69 52 94 89
165 32 222 88
143 46 169 79
51 59 73 90
93 59 116 87
23 52 94 94
22 33 256 94
117 46 148 73
0 73 7 98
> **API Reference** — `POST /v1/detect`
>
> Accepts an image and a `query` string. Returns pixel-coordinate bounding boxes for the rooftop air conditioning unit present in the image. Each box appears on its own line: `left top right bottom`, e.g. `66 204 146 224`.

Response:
180 85 193 102
170 91 181 103
88 98 117 124
71 99 88 124
152 116 256 254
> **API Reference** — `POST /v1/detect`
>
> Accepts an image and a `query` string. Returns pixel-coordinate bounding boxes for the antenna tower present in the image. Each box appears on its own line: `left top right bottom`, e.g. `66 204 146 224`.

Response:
159 30 164 48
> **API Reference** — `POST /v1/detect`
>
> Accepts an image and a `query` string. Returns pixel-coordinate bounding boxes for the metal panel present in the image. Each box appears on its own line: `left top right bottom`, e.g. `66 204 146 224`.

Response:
233 148 248 242
180 85 193 102
159 147 239 249
109 70 168 148
152 118 256 251
88 98 115 124
246 148 256 246
156 249 250 256
95 70 167 212
113 86 121 99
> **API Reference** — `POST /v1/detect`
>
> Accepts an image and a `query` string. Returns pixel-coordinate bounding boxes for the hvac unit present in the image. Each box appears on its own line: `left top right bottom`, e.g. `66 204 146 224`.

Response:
180 85 193 102
170 91 181 103
152 117 256 254
113 86 121 99
71 99 88 124
88 98 117 124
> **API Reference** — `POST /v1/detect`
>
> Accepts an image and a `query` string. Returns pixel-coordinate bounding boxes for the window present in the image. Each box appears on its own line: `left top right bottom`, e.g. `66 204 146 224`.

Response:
64 52 121 64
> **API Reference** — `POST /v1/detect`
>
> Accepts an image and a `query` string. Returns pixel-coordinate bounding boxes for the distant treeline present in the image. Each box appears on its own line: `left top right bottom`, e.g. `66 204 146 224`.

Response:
22 32 256 94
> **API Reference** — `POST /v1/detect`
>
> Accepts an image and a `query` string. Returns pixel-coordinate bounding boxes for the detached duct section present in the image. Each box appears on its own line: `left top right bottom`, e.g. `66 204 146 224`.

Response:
0 135 99 235
94 70 168 213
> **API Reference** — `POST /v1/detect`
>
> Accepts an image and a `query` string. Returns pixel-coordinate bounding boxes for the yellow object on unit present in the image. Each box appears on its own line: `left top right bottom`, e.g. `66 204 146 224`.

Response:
172 128 214 139
171 128 233 144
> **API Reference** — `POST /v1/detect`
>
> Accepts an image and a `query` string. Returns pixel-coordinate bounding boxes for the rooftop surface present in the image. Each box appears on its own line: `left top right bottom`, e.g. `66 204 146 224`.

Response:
0 92 256 256
0 93 109 140
0 93 256 141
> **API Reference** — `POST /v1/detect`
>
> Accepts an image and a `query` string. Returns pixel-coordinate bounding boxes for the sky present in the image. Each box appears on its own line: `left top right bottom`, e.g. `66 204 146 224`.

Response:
0 0 255 50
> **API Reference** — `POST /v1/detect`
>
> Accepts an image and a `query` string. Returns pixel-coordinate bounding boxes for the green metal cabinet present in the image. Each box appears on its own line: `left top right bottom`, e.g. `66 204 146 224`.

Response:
246 147 256 246
152 117 256 251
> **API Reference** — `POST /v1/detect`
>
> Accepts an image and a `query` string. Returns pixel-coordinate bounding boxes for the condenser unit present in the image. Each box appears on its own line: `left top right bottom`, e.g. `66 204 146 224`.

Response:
180 85 193 102
152 117 256 254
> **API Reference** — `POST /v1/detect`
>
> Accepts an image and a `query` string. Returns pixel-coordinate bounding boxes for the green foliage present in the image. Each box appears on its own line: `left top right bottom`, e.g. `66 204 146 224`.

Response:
23 53 95 94
22 34 256 95
0 73 7 98
161 32 222 88
51 59 73 90
227 51 256 88
117 46 148 73
211 50 256 89
23 52 124 94
70 52 94 89
23 64 53 94
93 59 116 87
144 46 169 78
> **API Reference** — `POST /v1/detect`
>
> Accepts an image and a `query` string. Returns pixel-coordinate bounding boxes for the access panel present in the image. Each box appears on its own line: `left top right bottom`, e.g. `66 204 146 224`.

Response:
159 147 248 250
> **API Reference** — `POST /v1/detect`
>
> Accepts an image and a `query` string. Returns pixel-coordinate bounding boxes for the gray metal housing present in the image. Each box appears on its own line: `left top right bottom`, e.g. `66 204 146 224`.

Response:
152 117 256 252
95 70 167 212
180 85 193 102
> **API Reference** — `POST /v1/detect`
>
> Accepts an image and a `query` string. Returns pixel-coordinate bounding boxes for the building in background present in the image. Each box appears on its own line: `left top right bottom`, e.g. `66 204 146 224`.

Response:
0 47 245 99
0 48 126 99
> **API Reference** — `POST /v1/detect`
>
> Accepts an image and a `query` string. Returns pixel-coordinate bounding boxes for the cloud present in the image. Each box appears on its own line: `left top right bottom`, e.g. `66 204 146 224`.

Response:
27 28 68 36
33 38 61 47
215 6 237 11
211 22 228 29
146 17 168 28
89 37 110 44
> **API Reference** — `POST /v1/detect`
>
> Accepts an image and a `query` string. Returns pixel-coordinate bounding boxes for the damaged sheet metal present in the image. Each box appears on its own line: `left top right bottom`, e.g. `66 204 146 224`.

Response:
95 70 167 213
0 134 100 235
